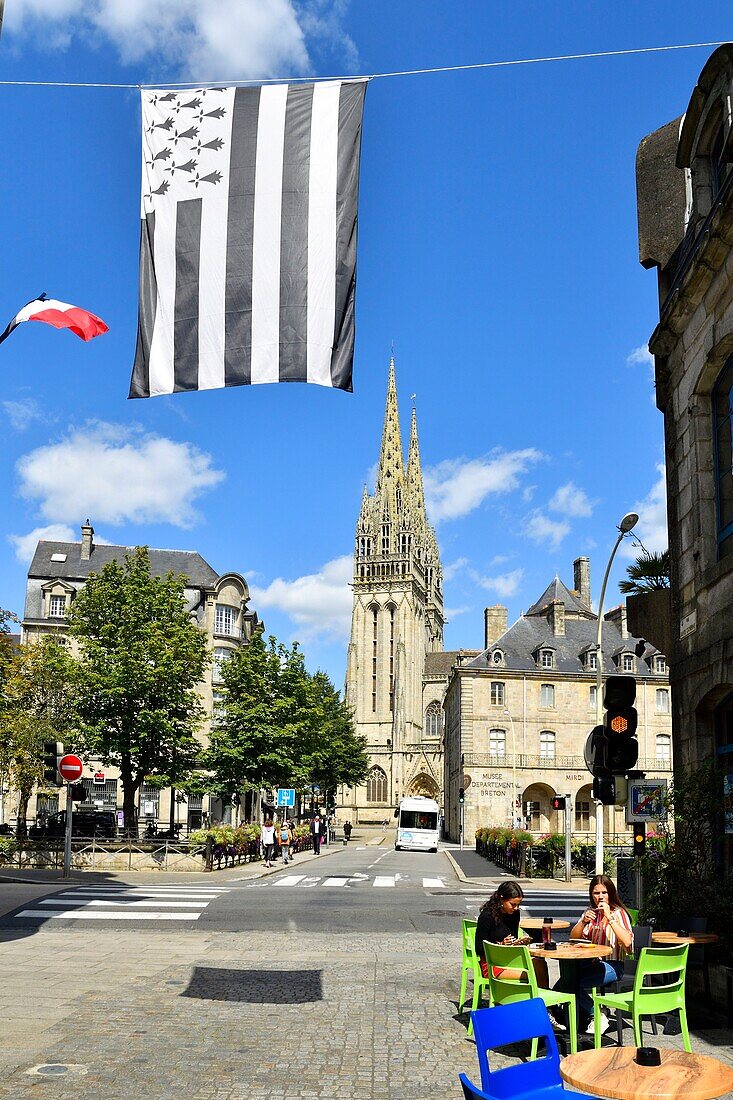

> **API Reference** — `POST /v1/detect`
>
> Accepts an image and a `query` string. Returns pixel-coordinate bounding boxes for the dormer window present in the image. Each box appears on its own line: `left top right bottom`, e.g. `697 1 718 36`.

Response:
710 121 729 199
49 594 67 618
622 653 634 672
654 654 667 674
586 651 597 671
491 650 504 666
540 649 554 669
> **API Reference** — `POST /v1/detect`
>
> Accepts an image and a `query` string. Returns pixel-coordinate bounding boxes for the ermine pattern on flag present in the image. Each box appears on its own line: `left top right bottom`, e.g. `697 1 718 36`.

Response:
130 80 367 399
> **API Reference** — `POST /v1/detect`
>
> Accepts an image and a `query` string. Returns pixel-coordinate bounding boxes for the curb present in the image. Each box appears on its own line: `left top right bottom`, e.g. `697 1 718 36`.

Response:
442 850 591 891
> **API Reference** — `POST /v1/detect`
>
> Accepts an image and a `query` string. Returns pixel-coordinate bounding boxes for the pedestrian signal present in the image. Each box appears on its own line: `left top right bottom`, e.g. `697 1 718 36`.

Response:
633 821 646 857
458 787 465 804
551 795 566 811
42 741 63 785
604 675 638 774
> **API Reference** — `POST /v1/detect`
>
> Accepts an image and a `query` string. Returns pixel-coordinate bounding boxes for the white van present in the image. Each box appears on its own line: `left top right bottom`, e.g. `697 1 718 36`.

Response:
394 796 440 852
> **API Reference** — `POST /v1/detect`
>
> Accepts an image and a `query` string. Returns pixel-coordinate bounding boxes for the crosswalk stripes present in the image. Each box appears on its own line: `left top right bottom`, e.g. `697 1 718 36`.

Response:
463 888 588 923
244 874 446 890
14 883 228 922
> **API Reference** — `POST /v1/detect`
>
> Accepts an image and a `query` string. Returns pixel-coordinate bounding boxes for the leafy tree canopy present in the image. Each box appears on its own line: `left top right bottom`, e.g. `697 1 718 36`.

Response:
67 546 209 828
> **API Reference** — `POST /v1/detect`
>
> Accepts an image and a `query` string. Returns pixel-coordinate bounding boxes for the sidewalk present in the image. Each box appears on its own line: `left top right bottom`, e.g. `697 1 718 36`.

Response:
444 845 591 890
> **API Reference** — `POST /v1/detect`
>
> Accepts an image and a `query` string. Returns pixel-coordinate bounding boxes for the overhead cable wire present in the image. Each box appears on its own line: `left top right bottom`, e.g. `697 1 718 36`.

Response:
0 39 725 90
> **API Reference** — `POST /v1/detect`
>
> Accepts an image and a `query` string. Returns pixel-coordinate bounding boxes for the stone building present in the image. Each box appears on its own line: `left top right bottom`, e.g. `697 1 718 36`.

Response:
636 43 733 870
16 521 259 830
443 559 673 842
340 361 452 821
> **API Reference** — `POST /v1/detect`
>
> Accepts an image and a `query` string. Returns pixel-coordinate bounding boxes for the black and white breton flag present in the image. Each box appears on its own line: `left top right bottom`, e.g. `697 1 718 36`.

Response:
129 80 367 399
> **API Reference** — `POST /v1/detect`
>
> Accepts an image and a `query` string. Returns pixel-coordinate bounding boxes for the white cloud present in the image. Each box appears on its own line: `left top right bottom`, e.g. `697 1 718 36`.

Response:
627 343 655 388
16 422 224 528
444 605 472 620
443 556 469 581
2 398 42 432
8 524 76 564
470 567 524 599
523 510 570 549
548 481 594 518
250 554 353 641
6 0 355 80
622 465 668 557
424 448 544 523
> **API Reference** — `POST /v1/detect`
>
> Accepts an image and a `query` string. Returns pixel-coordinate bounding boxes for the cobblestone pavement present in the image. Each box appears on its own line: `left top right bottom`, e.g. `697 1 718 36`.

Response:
0 925 731 1100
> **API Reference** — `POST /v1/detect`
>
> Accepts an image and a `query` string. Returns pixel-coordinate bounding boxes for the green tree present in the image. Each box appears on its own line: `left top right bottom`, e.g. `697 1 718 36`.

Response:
206 632 309 803
619 549 670 594
0 608 19 689
67 547 209 833
0 638 77 838
302 671 369 796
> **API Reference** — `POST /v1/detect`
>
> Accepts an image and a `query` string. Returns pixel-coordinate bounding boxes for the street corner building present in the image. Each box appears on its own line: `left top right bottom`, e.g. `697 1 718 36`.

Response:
15 521 260 830
130 80 367 398
442 561 673 844
636 43 733 869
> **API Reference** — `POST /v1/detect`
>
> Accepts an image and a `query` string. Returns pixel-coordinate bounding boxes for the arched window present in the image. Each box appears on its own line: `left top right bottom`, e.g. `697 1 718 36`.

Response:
425 701 442 738
366 766 387 803
539 730 556 760
655 734 671 763
713 358 733 560
489 728 506 757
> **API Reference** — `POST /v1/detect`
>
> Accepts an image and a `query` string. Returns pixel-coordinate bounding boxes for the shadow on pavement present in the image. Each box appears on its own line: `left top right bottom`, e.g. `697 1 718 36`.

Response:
182 966 323 1004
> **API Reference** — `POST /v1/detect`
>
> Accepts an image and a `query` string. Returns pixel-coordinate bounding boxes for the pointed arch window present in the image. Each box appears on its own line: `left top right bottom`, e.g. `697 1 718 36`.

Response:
388 604 396 713
395 485 402 512
371 605 379 713
366 765 388 803
425 701 442 739
713 357 733 559
381 523 390 556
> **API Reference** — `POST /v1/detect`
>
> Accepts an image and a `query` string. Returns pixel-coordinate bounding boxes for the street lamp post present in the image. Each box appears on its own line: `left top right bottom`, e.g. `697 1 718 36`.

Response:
504 709 517 828
594 512 639 875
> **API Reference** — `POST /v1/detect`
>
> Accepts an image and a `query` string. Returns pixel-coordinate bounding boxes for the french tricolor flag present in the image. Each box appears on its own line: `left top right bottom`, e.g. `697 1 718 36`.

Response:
0 293 108 345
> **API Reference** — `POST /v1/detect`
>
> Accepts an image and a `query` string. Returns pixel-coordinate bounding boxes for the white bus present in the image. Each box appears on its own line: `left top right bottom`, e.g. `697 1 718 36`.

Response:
394 796 440 852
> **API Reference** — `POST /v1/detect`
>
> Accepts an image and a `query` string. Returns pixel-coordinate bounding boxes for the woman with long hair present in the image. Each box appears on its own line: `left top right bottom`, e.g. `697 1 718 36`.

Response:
474 880 549 986
553 873 633 1035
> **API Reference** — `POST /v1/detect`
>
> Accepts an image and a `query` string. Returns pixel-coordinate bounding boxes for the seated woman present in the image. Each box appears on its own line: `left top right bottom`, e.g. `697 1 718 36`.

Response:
475 880 549 987
553 873 633 1034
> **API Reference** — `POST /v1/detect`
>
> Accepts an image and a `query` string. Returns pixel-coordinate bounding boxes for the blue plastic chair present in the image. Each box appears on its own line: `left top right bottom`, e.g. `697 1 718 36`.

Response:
464 999 597 1100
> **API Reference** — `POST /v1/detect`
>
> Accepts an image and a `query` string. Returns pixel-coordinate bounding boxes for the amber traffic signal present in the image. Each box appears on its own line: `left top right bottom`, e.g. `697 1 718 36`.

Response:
604 675 638 774
633 821 646 857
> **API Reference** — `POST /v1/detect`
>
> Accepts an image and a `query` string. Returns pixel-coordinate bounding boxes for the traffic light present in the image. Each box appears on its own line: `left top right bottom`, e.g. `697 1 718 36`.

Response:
70 783 86 802
42 741 63 785
584 724 608 775
551 795 567 811
458 787 465 804
592 774 616 806
633 821 646 857
604 675 638 774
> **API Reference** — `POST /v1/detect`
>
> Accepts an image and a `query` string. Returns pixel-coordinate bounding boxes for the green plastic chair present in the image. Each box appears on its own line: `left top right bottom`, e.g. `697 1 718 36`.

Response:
484 941 579 1056
626 907 639 925
592 943 690 1051
460 921 493 1035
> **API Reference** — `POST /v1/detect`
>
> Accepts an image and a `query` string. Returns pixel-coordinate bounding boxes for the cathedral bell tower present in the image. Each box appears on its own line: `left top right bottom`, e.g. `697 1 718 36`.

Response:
343 358 444 821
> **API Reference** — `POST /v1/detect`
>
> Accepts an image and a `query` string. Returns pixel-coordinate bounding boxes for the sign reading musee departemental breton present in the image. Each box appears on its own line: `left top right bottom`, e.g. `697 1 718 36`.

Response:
626 780 667 823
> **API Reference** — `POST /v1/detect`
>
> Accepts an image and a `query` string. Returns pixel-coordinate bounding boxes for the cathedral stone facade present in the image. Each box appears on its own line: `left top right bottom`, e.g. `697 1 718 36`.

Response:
339 361 448 822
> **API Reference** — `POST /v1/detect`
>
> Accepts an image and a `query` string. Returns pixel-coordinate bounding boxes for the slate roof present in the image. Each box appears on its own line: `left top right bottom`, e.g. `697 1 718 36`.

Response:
524 576 592 618
28 541 219 589
424 650 479 679
464 614 659 677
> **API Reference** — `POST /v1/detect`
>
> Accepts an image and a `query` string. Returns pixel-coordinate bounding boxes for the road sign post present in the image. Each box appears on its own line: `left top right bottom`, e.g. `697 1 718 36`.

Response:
57 755 83 879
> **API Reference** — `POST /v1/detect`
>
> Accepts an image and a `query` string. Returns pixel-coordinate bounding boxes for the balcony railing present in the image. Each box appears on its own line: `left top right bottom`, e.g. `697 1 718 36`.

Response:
214 624 241 640
462 753 673 772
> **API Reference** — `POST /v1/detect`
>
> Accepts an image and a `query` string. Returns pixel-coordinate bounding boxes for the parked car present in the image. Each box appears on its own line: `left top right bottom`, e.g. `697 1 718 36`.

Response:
29 810 117 839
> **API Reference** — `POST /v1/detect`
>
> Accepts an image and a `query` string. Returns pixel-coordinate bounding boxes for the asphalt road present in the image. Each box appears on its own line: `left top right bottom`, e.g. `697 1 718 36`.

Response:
0 843 589 935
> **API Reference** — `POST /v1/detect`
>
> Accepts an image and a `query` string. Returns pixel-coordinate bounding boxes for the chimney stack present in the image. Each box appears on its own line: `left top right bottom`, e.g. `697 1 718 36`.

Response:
484 605 508 649
547 598 565 636
573 556 591 609
81 519 94 561
605 604 628 639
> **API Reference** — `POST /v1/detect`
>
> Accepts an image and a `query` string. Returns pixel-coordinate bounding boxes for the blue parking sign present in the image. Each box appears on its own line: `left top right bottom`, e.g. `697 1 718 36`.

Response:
276 788 295 808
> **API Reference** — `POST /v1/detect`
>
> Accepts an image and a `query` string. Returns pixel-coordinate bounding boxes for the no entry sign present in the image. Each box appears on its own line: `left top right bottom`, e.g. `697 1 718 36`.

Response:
58 754 83 783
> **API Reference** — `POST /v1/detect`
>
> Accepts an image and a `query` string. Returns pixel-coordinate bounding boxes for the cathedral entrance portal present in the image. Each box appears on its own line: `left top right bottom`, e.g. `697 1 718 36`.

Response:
406 773 439 801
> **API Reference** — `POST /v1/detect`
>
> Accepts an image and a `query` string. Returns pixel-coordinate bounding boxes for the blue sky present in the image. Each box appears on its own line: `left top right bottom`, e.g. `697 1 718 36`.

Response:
0 3 725 684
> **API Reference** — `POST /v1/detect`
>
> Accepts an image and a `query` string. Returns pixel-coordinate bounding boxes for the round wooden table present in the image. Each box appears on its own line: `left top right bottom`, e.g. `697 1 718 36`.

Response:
560 1046 733 1100
651 932 719 946
529 941 611 961
521 917 571 931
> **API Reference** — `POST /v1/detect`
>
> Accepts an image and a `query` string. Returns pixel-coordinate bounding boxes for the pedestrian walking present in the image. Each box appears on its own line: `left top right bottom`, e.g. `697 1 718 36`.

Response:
343 821 352 842
279 819 293 864
261 818 276 867
309 813 322 855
